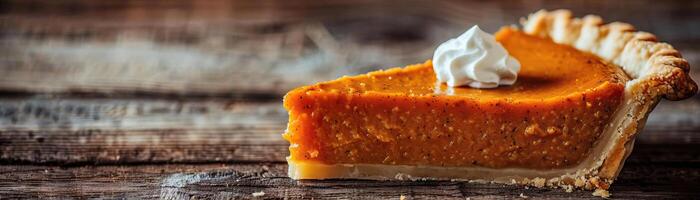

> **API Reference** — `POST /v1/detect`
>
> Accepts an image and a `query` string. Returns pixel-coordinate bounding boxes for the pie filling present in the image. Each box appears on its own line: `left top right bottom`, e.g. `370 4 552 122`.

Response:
283 28 628 170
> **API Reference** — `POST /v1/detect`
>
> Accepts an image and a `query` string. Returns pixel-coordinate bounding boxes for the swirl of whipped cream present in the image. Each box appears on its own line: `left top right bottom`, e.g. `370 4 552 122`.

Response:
432 25 520 88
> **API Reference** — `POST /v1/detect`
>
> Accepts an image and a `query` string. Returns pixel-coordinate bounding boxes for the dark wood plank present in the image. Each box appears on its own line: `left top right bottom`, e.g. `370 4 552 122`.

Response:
1 0 698 95
0 96 288 164
0 144 697 199
0 1 439 96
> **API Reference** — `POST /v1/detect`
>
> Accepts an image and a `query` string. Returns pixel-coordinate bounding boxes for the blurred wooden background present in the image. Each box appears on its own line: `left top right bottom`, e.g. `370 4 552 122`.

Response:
0 0 698 199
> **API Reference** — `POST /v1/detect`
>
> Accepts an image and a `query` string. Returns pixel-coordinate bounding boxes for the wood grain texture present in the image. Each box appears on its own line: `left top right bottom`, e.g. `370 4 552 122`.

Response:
1 0 699 95
0 144 697 199
0 96 288 164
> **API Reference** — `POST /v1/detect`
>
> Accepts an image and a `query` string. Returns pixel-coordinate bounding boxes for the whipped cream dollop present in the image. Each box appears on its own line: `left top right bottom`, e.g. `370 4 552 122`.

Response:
432 25 520 88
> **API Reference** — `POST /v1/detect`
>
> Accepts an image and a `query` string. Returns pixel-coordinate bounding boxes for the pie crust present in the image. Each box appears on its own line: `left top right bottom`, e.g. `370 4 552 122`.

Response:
286 9 697 193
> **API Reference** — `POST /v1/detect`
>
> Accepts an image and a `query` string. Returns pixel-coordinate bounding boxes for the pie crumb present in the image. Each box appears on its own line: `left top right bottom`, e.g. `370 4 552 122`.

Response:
532 178 546 188
563 185 574 193
519 193 528 199
574 178 585 187
252 191 265 197
394 173 413 180
592 189 610 198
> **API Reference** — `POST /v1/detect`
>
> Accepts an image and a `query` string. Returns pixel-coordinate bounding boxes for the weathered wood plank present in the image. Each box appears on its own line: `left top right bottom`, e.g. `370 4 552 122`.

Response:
0 144 697 199
0 2 438 95
0 97 287 164
1 0 699 95
0 96 286 130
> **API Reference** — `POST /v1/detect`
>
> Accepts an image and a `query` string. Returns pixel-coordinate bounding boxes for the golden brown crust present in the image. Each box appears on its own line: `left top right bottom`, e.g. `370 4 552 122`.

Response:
521 9 697 100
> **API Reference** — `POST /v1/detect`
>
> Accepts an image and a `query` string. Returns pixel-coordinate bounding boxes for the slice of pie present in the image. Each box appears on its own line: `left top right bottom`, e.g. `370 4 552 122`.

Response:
282 9 697 193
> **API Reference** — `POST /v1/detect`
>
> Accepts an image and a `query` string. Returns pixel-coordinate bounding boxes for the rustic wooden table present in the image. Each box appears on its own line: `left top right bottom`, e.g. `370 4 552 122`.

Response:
1 1 699 199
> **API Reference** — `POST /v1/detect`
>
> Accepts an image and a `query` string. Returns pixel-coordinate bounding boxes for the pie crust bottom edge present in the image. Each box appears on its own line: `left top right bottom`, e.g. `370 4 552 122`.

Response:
287 158 611 190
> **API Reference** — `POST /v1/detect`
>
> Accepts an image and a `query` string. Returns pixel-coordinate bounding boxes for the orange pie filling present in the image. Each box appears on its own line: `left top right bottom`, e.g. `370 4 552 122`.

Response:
283 28 628 170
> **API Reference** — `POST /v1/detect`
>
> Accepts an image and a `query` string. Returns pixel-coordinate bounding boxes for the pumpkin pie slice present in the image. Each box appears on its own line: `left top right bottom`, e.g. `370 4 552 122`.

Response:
282 10 697 193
